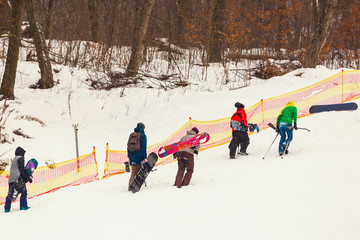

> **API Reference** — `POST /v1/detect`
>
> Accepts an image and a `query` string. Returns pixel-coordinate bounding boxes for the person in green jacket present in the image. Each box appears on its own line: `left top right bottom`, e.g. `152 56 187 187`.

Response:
276 101 298 156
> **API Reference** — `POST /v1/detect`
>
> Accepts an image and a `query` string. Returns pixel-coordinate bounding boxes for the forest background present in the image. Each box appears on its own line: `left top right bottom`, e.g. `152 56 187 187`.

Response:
0 0 359 112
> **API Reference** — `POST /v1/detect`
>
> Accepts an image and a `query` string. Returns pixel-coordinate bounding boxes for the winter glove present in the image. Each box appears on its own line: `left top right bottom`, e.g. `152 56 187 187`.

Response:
276 126 280 133
140 160 150 171
194 150 199 155
124 162 130 173
293 122 298 130
173 152 180 159
25 176 32 183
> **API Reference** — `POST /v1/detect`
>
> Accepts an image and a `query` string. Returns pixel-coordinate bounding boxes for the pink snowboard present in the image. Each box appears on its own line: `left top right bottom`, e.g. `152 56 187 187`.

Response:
158 132 210 158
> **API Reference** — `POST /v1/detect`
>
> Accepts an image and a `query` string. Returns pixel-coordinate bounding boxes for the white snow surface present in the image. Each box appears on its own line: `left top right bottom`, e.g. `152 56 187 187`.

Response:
1 61 359 240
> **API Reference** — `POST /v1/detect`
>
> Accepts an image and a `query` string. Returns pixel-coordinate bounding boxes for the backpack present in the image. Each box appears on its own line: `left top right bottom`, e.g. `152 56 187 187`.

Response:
127 132 141 152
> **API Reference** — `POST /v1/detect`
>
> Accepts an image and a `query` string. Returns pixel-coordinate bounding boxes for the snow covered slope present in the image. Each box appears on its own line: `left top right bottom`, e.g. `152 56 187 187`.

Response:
1 61 359 239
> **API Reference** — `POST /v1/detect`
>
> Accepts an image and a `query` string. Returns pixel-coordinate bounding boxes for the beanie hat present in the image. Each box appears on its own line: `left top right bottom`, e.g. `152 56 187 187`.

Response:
235 102 245 109
137 122 145 129
191 127 199 134
286 101 295 107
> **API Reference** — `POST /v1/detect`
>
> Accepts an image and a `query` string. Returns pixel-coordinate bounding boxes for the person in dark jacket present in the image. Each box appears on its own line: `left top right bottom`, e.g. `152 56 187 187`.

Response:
228 102 250 158
276 101 298 156
173 127 200 188
127 122 147 189
4 147 32 213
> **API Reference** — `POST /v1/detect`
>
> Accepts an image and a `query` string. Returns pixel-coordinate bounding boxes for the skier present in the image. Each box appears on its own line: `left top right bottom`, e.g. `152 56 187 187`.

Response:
173 127 200 188
276 101 298 156
127 122 147 190
229 102 249 158
4 147 32 213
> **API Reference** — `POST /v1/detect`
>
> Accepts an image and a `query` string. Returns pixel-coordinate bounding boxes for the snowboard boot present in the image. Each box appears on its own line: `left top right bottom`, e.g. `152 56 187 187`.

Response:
239 152 248 156
282 144 289 155
4 208 10 213
20 206 30 211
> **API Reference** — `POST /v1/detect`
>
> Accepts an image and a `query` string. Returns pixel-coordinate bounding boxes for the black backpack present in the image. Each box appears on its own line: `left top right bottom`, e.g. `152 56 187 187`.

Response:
127 132 141 152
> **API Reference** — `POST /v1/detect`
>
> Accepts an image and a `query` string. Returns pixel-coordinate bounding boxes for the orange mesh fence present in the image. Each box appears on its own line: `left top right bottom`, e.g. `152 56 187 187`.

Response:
103 70 360 178
0 148 99 205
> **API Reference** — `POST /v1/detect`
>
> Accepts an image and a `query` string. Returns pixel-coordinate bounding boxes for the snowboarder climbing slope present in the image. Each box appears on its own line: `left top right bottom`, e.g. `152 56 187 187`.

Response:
127 122 148 190
4 147 32 213
276 101 298 156
229 102 250 158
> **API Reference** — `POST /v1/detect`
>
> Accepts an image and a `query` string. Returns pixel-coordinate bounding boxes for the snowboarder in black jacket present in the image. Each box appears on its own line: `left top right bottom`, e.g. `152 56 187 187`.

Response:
4 147 32 213
229 102 250 158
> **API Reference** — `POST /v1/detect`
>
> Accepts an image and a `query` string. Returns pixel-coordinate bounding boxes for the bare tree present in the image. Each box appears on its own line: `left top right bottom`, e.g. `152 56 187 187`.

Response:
25 0 54 89
303 0 337 68
175 0 189 47
207 0 225 63
103 0 120 48
87 0 101 42
0 0 24 100
125 0 155 77
275 0 288 54
0 1 11 35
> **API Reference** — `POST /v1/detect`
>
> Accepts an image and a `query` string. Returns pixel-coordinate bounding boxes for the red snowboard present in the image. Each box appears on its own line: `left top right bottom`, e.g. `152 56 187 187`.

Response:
158 132 210 158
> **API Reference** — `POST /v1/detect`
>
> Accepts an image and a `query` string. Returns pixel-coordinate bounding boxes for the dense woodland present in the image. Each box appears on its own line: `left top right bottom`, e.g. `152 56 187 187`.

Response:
0 0 359 99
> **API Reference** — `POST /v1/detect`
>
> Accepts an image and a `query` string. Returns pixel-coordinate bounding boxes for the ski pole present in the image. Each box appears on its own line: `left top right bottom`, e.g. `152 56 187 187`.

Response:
262 133 279 159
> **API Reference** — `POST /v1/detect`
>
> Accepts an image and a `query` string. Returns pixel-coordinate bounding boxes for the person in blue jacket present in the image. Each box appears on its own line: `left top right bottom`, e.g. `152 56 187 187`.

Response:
4 147 32 213
127 122 147 189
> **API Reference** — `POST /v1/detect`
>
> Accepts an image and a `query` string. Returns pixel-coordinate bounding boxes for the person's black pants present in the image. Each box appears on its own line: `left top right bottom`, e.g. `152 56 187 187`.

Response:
229 131 249 157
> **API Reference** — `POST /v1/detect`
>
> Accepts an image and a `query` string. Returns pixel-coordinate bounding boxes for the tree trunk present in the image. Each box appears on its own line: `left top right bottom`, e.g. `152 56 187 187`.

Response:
312 0 318 33
25 0 54 89
87 0 101 42
44 0 56 40
0 0 24 100
125 0 155 77
207 0 225 63
303 0 337 68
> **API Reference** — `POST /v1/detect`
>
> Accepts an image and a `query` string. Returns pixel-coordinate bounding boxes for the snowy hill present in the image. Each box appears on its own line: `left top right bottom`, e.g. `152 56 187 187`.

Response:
1 60 360 240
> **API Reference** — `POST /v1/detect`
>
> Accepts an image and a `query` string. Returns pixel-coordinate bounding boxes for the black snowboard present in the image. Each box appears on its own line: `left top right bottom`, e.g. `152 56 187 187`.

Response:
129 152 158 193
309 102 358 113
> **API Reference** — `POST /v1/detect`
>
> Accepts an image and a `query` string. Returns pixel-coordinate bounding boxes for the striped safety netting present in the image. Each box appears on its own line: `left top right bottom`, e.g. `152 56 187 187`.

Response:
0 147 99 205
103 70 360 179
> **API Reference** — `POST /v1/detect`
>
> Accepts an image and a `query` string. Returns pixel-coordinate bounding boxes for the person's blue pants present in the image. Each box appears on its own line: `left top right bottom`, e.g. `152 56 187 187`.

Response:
279 123 293 153
4 182 28 211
